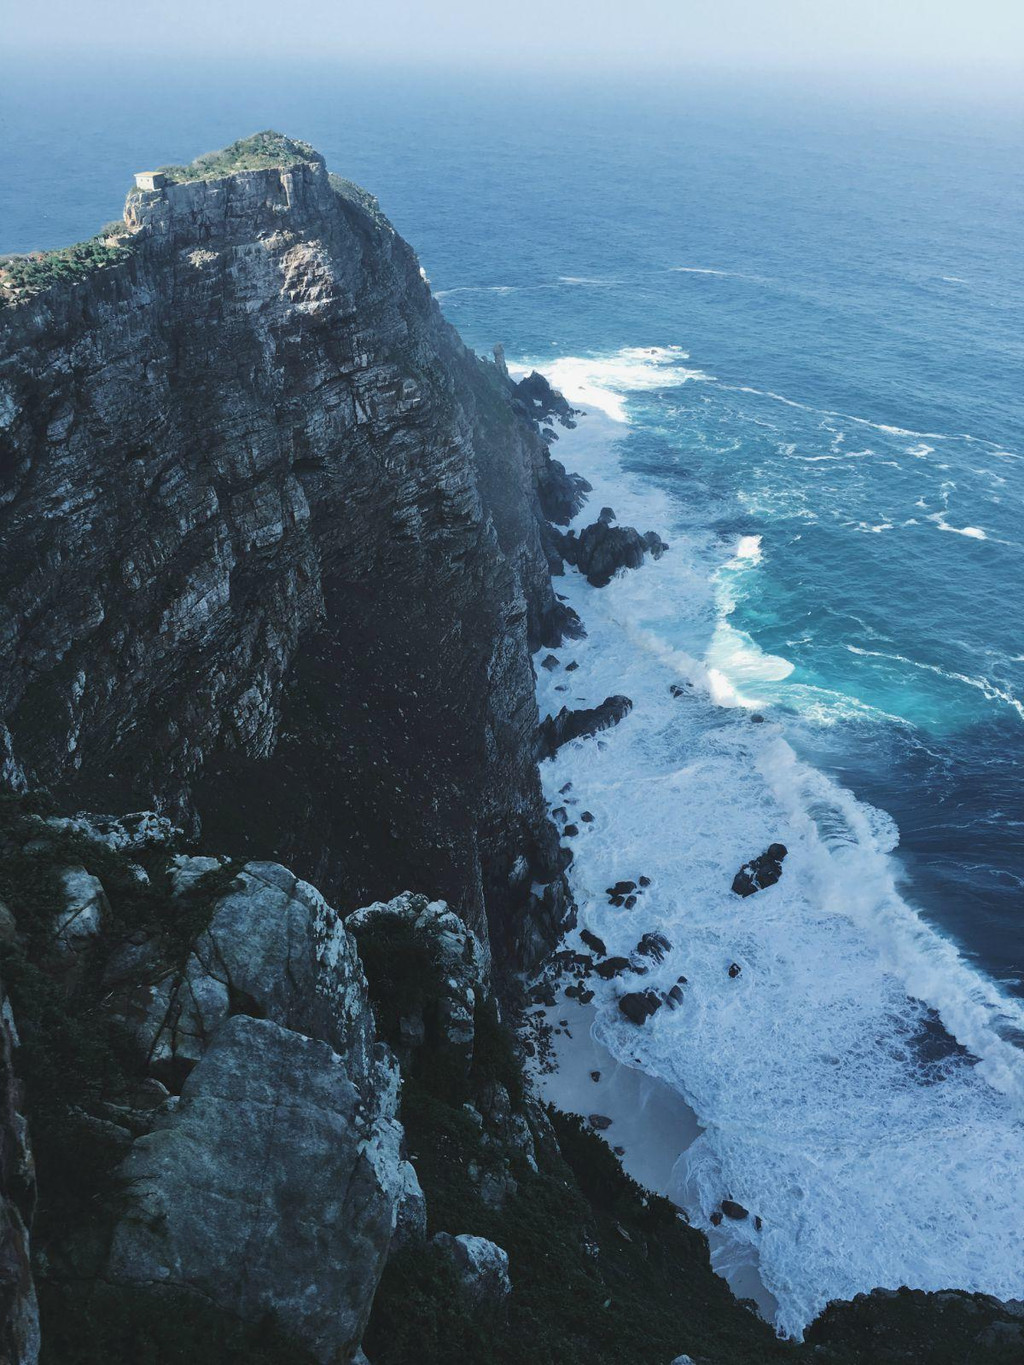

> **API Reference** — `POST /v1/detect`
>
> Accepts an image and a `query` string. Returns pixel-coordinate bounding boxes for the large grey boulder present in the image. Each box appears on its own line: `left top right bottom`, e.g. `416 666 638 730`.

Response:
120 860 377 1081
109 1016 406 1364
102 858 421 1364
432 1232 511 1303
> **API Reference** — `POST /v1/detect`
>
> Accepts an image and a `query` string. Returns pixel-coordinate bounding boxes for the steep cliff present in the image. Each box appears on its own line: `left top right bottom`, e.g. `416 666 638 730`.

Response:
0 134 582 969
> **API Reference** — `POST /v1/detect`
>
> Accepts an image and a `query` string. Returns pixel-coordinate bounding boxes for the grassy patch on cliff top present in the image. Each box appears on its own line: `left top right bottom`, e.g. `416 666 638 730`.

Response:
156 131 323 183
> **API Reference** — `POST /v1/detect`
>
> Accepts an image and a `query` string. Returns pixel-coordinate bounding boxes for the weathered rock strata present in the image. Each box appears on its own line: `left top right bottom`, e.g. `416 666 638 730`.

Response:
0 137 579 970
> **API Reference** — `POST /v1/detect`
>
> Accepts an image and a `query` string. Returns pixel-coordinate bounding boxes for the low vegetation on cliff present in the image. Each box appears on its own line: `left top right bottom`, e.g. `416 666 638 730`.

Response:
154 130 323 183
0 229 131 307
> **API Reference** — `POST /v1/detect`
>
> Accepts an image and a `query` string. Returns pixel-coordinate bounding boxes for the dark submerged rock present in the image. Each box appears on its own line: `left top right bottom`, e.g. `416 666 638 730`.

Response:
721 1200 749 1221
636 932 671 963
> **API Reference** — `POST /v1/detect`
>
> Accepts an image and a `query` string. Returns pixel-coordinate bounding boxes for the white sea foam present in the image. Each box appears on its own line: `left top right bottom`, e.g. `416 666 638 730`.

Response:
511 346 709 423
530 364 1024 1337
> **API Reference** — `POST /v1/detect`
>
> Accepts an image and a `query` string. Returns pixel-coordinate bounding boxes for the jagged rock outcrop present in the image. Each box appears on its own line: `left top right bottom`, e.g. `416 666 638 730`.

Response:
348 892 487 1068
558 507 668 587
537 695 633 758
0 134 579 970
431 1232 511 1303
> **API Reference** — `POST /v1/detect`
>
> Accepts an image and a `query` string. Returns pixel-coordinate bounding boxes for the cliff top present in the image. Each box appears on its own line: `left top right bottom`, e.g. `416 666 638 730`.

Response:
152 130 325 184
0 132 328 308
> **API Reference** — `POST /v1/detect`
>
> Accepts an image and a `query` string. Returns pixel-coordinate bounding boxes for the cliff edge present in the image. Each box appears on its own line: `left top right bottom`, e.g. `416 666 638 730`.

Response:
0 132 583 970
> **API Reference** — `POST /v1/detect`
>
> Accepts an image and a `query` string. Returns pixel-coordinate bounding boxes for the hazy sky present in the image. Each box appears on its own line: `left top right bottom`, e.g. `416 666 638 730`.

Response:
8 0 1024 80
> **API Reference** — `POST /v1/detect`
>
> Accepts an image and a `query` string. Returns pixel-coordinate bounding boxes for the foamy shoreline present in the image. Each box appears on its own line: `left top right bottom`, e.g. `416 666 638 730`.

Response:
517 351 1024 1337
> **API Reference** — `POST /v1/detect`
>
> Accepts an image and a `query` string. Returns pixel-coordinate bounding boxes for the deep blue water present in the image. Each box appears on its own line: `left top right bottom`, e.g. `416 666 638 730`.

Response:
5 60 1021 990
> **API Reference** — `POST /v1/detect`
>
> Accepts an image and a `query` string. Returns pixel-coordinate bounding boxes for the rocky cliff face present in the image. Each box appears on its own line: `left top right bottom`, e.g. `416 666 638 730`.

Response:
0 142 581 969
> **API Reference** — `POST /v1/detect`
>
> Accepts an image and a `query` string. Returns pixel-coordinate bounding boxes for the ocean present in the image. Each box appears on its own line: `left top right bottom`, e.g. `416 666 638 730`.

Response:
3 59 1023 1336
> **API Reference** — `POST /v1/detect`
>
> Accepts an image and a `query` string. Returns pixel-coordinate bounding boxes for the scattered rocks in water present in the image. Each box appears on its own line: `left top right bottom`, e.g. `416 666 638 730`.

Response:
638 875 652 887
710 1211 723 1227
677 974 688 985
754 1216 763 1231
565 661 579 672
669 682 693 697
598 506 616 524
624 894 637 909
541 653 560 671
636 931 671 963
609 880 636 896
732 843 788 897
530 983 557 1007
609 895 625 907
578 988 594 1004
563 824 579 838
751 713 765 724
555 685 568 692
613 1145 626 1156
618 990 663 1025
666 984 685 1008
559 782 573 794
580 929 607 956
721 1200 749 1221
581 810 594 823
588 1114 612 1131
538 695 633 758
551 806 567 823
595 956 631 980
728 962 742 979
590 1070 601 1083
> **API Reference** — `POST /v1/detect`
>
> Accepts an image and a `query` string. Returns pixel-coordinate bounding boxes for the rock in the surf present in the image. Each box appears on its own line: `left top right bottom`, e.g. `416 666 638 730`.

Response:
618 990 663 1024
731 843 788 897
721 1200 749 1220
595 956 631 980
580 929 607 956
636 931 671 962
537 696 633 757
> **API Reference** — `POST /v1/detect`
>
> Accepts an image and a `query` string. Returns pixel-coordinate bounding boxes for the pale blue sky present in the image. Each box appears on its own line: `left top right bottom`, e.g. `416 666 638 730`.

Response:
9 0 1024 81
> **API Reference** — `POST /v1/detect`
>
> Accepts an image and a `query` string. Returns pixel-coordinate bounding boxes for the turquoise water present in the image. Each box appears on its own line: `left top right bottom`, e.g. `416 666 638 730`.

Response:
4 60 1024 1327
